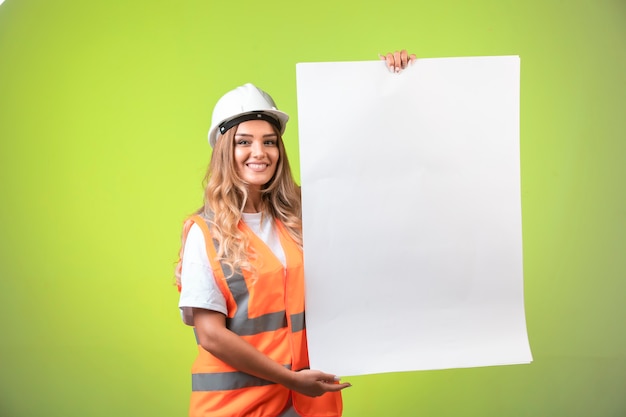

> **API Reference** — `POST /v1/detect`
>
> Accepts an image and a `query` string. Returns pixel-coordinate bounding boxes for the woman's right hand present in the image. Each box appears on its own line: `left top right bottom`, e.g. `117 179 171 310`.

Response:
288 369 352 397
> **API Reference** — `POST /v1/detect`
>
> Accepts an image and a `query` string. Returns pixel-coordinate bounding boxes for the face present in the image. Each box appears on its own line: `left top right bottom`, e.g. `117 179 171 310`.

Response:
233 119 280 190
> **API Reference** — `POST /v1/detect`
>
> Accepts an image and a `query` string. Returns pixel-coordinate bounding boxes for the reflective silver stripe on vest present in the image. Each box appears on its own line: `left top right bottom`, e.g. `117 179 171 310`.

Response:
227 311 287 336
290 311 305 333
212 238 292 336
192 364 292 392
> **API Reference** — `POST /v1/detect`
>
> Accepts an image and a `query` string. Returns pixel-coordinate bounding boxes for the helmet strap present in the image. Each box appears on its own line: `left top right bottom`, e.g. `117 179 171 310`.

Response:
219 112 281 136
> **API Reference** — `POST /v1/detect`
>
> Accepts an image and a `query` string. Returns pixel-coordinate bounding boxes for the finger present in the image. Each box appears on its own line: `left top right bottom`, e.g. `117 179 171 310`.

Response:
379 53 392 73
393 50 401 72
409 53 417 65
385 53 394 72
400 49 408 68
322 382 352 392
315 372 339 382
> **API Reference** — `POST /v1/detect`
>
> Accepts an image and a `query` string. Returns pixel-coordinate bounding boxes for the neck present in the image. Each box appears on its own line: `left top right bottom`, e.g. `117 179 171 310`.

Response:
243 189 263 213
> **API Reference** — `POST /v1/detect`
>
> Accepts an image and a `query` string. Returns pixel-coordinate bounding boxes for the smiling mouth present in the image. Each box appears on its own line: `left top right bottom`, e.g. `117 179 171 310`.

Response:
246 163 270 171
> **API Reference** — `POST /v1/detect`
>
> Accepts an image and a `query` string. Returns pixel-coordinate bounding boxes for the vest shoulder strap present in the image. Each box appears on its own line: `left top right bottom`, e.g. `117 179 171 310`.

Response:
185 214 233 301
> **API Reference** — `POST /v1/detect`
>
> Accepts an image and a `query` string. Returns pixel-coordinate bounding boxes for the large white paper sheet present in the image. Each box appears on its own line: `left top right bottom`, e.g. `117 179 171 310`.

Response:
296 56 532 376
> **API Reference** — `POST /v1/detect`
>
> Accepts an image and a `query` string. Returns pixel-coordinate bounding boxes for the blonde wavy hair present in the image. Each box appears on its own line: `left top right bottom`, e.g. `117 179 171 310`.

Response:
175 122 302 286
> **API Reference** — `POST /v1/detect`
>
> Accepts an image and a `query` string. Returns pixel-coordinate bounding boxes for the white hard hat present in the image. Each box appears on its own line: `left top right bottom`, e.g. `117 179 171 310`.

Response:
208 83 289 147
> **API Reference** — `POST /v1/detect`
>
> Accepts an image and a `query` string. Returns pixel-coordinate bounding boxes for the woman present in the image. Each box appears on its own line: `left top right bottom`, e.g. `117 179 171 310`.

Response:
176 51 415 417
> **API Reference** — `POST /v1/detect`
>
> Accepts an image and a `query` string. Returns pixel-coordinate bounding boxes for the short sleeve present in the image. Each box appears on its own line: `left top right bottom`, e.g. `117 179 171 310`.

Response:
178 223 228 319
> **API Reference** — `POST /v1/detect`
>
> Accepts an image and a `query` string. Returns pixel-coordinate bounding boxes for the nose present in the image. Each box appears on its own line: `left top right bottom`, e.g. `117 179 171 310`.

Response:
251 140 266 158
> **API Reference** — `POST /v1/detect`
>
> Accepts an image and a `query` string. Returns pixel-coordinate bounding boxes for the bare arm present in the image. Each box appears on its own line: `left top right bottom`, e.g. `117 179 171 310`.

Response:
192 308 351 397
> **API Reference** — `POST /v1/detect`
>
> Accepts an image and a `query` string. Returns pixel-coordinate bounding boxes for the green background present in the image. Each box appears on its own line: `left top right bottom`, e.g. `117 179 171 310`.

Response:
1 0 624 416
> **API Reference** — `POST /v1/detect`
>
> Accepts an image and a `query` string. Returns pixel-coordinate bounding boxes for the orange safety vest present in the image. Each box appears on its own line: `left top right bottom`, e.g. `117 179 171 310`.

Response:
180 214 342 417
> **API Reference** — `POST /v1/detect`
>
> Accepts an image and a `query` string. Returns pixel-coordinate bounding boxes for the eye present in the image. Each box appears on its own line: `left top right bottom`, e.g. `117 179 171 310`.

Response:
264 140 277 146
236 139 250 146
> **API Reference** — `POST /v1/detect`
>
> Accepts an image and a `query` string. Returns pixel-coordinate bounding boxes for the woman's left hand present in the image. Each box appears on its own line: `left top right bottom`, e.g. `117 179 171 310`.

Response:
380 50 416 73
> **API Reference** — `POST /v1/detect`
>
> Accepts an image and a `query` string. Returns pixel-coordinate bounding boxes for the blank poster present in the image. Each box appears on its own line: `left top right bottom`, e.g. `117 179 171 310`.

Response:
296 56 532 376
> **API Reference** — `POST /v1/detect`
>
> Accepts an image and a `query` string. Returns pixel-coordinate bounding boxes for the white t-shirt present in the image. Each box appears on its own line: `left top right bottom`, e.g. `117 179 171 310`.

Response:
178 212 286 319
